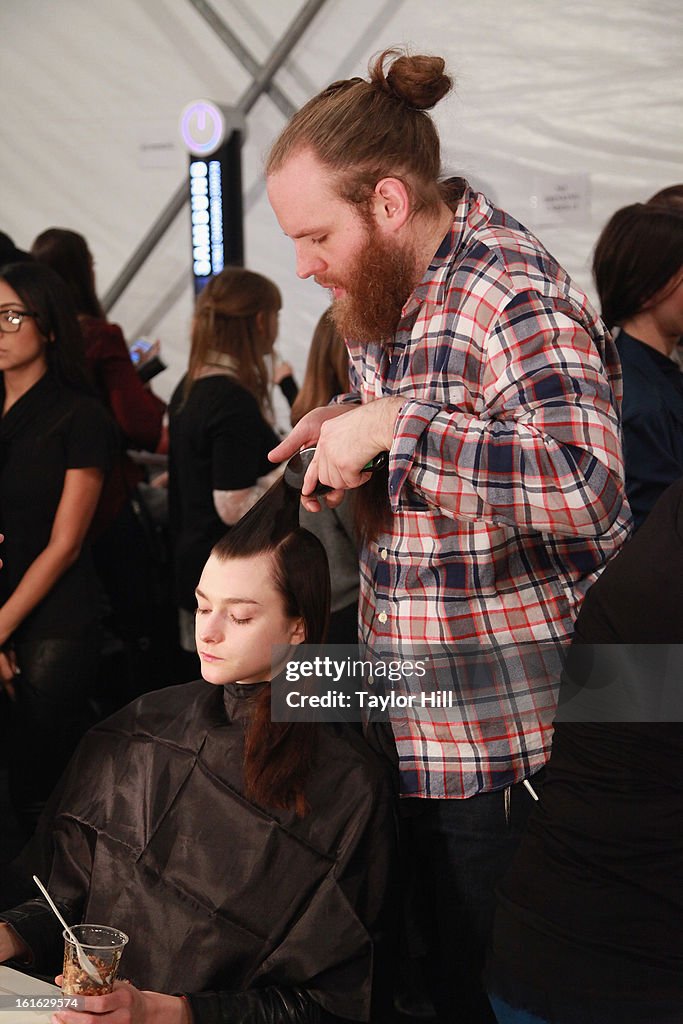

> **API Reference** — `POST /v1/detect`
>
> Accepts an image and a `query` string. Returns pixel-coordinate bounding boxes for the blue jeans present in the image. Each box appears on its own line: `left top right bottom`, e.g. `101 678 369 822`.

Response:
489 995 549 1023
400 772 543 1024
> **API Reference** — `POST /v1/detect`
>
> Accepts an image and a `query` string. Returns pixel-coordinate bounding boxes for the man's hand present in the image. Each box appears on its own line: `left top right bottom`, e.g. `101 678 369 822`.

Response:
269 399 402 512
269 405 352 511
269 404 351 465
300 397 402 512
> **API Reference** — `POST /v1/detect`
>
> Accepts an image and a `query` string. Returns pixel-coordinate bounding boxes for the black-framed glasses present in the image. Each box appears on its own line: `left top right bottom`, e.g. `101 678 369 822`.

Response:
0 309 39 333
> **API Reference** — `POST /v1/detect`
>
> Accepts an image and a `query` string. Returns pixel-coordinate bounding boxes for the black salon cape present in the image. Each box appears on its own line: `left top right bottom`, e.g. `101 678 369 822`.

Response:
1 681 396 1023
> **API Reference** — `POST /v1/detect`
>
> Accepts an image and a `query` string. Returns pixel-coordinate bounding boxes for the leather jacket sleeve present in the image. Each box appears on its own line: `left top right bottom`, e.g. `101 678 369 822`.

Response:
184 986 354 1024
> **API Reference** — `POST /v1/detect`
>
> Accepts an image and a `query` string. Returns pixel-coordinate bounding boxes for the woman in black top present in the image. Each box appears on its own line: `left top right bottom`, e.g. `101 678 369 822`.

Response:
0 262 114 833
0 496 396 1024
486 478 683 1024
169 268 285 653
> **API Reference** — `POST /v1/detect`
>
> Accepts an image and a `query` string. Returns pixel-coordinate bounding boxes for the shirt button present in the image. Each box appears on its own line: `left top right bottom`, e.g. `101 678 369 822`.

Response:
378 612 388 624
379 548 388 560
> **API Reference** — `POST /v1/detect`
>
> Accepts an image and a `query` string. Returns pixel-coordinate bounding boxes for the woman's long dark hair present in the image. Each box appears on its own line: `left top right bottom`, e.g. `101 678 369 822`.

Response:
30 228 104 319
212 479 330 816
0 262 92 392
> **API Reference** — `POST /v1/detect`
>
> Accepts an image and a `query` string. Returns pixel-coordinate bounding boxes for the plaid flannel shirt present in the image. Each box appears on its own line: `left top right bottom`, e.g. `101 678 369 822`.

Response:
338 184 631 798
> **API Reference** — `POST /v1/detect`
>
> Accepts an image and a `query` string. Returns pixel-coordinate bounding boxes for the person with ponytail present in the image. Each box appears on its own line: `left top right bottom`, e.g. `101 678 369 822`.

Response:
266 47 629 1021
168 267 286 658
592 190 683 529
0 262 115 834
0 484 395 1024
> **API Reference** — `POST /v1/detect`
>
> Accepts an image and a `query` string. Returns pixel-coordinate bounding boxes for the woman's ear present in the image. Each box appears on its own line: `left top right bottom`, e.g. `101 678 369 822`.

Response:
289 617 306 646
255 310 266 334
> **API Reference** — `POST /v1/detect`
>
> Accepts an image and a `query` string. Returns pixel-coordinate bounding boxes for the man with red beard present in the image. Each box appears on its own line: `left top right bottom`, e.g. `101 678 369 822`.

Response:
267 49 631 1024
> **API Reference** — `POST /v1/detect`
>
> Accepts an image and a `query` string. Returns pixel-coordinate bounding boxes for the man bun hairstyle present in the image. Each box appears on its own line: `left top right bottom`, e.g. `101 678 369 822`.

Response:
370 48 452 110
266 47 456 216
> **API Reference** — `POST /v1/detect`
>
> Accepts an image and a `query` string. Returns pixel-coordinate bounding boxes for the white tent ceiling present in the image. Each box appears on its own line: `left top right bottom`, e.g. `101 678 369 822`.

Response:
2 0 682 423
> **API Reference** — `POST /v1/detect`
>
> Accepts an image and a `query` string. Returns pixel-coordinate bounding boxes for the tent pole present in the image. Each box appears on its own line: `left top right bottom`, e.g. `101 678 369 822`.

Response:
102 0 328 313
185 0 297 119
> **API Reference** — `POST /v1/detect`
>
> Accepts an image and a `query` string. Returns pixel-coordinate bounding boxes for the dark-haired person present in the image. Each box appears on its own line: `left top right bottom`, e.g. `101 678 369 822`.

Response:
0 496 395 1024
168 267 285 661
486 476 683 1024
31 228 169 700
0 262 115 833
592 191 683 529
266 48 630 1021
30 229 166 465
0 232 33 265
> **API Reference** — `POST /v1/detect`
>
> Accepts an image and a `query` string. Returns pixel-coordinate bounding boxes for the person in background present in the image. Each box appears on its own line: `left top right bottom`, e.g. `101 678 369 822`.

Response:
266 47 629 1022
272 348 300 410
486 476 683 1024
0 262 115 834
0 233 33 265
291 308 360 644
0 503 395 1024
592 192 683 529
31 227 171 702
168 267 284 663
648 183 683 208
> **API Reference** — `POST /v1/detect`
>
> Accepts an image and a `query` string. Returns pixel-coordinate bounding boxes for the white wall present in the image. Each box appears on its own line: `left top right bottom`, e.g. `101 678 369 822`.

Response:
2 0 682 426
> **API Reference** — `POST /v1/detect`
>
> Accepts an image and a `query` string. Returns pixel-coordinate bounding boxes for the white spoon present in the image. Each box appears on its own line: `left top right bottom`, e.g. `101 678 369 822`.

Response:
32 874 103 986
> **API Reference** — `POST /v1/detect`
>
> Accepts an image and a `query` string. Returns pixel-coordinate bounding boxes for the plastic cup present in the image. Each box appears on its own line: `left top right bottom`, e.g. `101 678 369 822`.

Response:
62 924 129 995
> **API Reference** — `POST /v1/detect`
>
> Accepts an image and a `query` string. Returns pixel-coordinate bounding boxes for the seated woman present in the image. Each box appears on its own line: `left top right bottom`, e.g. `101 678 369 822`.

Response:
0 485 396 1024
592 192 683 528
486 477 683 1024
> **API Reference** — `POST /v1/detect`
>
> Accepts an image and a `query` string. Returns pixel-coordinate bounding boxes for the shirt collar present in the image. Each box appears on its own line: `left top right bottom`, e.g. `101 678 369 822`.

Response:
403 180 478 317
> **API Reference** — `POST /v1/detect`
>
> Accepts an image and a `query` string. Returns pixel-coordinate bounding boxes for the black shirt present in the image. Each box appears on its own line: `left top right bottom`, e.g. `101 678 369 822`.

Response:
0 373 115 641
488 479 683 1023
168 375 280 610
617 331 683 529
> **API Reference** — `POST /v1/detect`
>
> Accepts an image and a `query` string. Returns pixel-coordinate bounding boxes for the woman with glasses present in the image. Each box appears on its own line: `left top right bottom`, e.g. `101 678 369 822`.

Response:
0 262 115 835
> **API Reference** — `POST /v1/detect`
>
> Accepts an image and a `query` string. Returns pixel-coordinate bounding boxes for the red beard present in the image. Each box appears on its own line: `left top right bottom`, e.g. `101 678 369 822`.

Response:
328 223 417 345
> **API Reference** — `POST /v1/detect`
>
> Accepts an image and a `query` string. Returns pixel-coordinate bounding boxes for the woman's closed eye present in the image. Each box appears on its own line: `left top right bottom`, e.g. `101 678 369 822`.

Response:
230 615 252 625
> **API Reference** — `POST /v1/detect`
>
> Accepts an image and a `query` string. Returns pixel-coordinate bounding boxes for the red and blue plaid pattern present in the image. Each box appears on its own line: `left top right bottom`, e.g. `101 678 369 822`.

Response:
340 185 632 798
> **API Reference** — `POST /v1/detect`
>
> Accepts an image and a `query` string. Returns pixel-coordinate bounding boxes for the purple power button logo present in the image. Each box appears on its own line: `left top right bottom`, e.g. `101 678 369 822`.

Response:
179 100 226 156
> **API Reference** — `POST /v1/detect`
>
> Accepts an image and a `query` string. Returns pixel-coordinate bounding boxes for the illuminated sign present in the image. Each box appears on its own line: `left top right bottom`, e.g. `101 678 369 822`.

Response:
189 158 224 280
182 102 244 291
